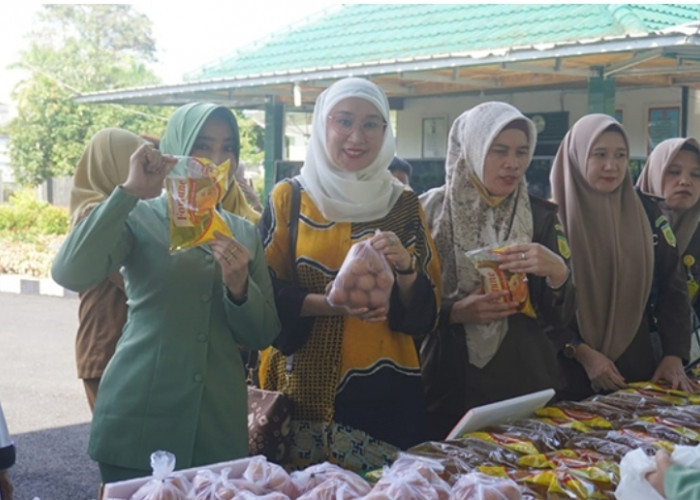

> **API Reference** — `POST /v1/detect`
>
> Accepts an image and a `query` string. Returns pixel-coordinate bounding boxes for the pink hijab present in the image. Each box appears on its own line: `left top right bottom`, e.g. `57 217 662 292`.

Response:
636 137 700 254
550 114 653 361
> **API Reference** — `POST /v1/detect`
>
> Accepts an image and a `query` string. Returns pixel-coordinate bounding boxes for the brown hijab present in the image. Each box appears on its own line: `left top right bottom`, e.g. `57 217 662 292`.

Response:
636 137 700 254
550 114 653 361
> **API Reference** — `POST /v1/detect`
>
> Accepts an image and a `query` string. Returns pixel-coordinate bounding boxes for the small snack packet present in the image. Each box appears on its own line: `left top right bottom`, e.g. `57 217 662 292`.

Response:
165 156 232 253
327 233 395 311
466 241 535 318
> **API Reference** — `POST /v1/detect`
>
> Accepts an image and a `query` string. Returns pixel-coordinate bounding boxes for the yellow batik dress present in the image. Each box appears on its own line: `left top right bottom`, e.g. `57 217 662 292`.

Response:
259 179 441 472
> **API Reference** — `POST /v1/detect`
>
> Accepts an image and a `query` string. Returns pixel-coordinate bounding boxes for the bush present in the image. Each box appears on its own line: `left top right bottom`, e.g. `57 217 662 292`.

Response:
0 188 69 237
0 189 68 277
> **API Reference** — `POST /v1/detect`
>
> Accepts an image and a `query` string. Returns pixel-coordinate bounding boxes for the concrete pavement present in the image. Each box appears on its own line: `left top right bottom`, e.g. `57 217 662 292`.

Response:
0 292 100 500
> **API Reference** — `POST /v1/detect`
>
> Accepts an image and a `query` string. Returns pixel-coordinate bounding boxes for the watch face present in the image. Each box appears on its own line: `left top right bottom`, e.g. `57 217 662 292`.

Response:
532 115 546 134
563 344 576 359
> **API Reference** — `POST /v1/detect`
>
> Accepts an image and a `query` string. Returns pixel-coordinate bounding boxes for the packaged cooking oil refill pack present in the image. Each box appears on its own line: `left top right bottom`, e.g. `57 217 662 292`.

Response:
165 156 231 253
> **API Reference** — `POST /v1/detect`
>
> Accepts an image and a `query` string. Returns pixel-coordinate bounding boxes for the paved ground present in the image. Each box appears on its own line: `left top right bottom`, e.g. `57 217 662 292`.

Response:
0 292 101 500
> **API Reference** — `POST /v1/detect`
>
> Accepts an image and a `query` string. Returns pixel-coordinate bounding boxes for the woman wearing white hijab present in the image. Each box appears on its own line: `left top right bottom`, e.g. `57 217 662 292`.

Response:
420 102 574 440
258 77 442 472
550 114 694 401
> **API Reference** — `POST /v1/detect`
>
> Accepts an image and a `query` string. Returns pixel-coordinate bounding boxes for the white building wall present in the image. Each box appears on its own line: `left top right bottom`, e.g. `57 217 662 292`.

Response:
395 86 689 160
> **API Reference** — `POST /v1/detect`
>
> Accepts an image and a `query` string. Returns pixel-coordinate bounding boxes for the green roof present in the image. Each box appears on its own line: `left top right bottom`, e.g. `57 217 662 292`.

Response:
185 3 700 81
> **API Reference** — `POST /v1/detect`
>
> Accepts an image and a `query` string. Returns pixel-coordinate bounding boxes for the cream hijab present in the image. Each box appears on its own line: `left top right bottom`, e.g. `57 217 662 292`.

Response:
637 137 700 254
421 102 536 368
550 114 653 361
299 77 405 222
69 128 145 228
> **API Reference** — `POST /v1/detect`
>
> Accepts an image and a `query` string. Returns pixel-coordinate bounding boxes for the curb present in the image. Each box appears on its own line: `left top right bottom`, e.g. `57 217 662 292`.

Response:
0 274 78 299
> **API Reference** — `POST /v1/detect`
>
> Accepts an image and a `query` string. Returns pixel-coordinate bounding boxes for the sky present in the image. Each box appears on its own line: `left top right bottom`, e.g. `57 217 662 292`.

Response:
0 1 339 107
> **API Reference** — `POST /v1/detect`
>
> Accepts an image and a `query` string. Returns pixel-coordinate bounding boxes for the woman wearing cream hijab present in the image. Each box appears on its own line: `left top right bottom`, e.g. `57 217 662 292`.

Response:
420 102 574 440
550 114 694 401
69 128 146 411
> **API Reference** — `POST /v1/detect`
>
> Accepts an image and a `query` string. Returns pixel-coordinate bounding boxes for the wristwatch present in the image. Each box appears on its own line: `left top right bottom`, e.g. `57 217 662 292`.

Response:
563 338 583 359
395 253 417 275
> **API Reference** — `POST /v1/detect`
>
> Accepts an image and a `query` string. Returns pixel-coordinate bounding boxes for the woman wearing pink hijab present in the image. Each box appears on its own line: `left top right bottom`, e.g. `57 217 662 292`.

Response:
550 114 695 401
637 138 700 318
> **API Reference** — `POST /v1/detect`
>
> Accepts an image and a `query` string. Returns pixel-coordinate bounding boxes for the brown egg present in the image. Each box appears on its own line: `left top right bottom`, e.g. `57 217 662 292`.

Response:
328 287 348 306
375 271 394 290
368 288 389 309
356 273 376 291
349 259 370 275
340 271 357 290
348 289 370 308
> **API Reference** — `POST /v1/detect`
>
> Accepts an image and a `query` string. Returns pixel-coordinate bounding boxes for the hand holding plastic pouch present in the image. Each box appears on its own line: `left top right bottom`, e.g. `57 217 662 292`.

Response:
466 241 536 318
165 156 231 253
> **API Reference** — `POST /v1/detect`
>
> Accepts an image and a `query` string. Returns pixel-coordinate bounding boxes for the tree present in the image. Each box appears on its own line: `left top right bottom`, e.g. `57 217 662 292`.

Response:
5 4 172 186
236 112 265 167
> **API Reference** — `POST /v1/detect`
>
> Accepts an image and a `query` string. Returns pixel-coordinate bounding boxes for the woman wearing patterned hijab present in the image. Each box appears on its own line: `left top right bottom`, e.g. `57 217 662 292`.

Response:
550 114 694 401
258 77 442 472
52 104 279 483
420 102 574 440
69 128 145 412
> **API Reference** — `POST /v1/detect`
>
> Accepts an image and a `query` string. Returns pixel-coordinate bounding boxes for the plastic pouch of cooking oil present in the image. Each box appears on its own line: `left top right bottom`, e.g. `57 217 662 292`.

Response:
165 156 231 253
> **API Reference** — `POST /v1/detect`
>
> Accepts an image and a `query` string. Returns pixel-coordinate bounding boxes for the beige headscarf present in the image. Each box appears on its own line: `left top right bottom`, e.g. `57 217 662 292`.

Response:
550 114 653 361
69 128 145 228
299 77 405 222
636 137 700 254
421 102 536 368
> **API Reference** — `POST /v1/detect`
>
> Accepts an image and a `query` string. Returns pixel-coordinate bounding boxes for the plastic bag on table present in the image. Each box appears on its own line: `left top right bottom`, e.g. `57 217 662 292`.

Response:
129 450 192 500
165 156 231 253
365 466 451 500
290 461 371 497
241 455 298 498
465 240 535 318
451 472 523 500
327 233 395 311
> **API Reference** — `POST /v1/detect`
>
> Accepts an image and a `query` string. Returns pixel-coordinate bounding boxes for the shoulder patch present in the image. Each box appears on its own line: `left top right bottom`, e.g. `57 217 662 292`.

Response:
557 234 571 259
655 215 677 247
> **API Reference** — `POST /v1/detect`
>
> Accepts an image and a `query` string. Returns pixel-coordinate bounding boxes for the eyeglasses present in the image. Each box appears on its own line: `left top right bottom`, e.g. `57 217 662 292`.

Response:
328 114 387 138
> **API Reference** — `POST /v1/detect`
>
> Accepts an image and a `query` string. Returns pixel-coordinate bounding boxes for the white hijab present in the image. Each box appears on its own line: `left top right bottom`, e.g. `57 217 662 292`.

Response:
299 77 405 222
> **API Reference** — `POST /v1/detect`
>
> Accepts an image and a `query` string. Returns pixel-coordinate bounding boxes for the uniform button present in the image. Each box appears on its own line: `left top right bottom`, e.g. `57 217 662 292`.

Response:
201 293 211 302
194 373 203 382
197 334 207 343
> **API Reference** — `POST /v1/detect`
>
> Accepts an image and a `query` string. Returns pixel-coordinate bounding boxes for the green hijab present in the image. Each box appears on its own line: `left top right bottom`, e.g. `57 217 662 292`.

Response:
160 102 240 160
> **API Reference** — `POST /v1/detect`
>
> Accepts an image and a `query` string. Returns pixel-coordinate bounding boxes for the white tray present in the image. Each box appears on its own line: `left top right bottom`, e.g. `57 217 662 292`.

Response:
102 456 252 499
445 388 555 440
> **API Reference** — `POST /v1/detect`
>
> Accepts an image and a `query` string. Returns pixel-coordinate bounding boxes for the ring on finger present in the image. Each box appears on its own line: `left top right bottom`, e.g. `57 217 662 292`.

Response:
521 252 526 260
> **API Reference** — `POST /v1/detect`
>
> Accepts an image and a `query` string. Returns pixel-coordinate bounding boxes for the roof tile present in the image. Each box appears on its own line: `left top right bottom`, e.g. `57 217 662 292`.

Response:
186 4 700 81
